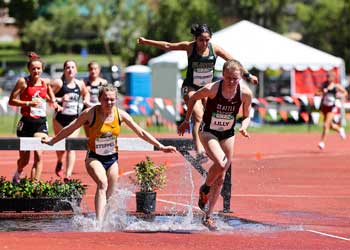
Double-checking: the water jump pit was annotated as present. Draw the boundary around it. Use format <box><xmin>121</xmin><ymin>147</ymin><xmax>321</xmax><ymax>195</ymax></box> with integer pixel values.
<box><xmin>0</xmin><ymin>211</ymin><xmax>302</xmax><ymax>233</ymax></box>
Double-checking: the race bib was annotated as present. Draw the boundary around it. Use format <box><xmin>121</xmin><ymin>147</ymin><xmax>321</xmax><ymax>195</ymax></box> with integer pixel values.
<box><xmin>30</xmin><ymin>97</ymin><xmax>46</xmax><ymax>117</ymax></box>
<box><xmin>95</xmin><ymin>136</ymin><xmax>116</xmax><ymax>156</ymax></box>
<box><xmin>193</xmin><ymin>69</ymin><xmax>214</xmax><ymax>86</ymax></box>
<box><xmin>322</xmin><ymin>93</ymin><xmax>336</xmax><ymax>106</ymax></box>
<box><xmin>90</xmin><ymin>88</ymin><xmax>100</xmax><ymax>105</ymax></box>
<box><xmin>209</xmin><ymin>113</ymin><xmax>234</xmax><ymax>131</ymax></box>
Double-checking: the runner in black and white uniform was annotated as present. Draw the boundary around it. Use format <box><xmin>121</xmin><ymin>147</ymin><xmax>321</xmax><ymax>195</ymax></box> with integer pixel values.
<box><xmin>138</xmin><ymin>24</ymin><xmax>258</xmax><ymax>161</ymax></box>
<box><xmin>50</xmin><ymin>60</ymin><xmax>89</xmax><ymax>179</ymax></box>
<box><xmin>178</xmin><ymin>60</ymin><xmax>252</xmax><ymax>231</ymax></box>
<box><xmin>55</xmin><ymin>79</ymin><xmax>81</xmax><ymax>127</ymax></box>
<box><xmin>317</xmin><ymin>70</ymin><xmax>347</xmax><ymax>150</ymax></box>
<box><xmin>83</xmin><ymin>61</ymin><xmax>108</xmax><ymax>136</ymax></box>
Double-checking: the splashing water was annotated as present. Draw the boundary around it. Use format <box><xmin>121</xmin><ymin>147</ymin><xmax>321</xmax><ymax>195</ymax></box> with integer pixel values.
<box><xmin>70</xmin><ymin>156</ymin><xmax>210</xmax><ymax>232</ymax></box>
<box><xmin>0</xmin><ymin>158</ymin><xmax>304</xmax><ymax>233</ymax></box>
<box><xmin>182</xmin><ymin>159</ymin><xmax>196</xmax><ymax>224</ymax></box>
<box><xmin>102</xmin><ymin>187</ymin><xmax>133</xmax><ymax>231</ymax></box>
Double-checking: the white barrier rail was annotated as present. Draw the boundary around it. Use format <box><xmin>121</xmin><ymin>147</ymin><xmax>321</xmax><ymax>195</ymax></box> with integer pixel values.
<box><xmin>0</xmin><ymin>137</ymin><xmax>194</xmax><ymax>151</ymax></box>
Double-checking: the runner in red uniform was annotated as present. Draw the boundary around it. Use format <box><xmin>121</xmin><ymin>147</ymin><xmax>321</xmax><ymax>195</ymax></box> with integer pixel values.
<box><xmin>317</xmin><ymin>71</ymin><xmax>347</xmax><ymax>150</ymax></box>
<box><xmin>8</xmin><ymin>52</ymin><xmax>60</xmax><ymax>183</ymax></box>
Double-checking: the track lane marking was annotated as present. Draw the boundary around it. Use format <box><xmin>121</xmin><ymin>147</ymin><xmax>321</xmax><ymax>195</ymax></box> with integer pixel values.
<box><xmin>307</xmin><ymin>229</ymin><xmax>350</xmax><ymax>241</ymax></box>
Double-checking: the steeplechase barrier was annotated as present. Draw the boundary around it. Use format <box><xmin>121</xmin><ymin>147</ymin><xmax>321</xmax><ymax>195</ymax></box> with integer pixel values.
<box><xmin>0</xmin><ymin>137</ymin><xmax>232</xmax><ymax>212</ymax></box>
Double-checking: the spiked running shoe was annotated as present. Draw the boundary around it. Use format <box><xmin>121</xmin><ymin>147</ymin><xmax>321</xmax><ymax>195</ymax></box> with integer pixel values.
<box><xmin>198</xmin><ymin>185</ymin><xmax>209</xmax><ymax>211</ymax></box>
<box><xmin>202</xmin><ymin>216</ymin><xmax>218</xmax><ymax>231</ymax></box>
<box><xmin>55</xmin><ymin>162</ymin><xmax>63</xmax><ymax>178</ymax></box>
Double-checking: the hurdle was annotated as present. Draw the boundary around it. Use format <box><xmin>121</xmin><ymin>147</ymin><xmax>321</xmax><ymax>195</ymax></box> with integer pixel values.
<box><xmin>0</xmin><ymin>137</ymin><xmax>232</xmax><ymax>212</ymax></box>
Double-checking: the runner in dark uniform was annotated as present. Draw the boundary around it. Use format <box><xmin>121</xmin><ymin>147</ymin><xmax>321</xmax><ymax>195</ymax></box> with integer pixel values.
<box><xmin>9</xmin><ymin>52</ymin><xmax>60</xmax><ymax>183</ymax></box>
<box><xmin>83</xmin><ymin>61</ymin><xmax>108</xmax><ymax>136</ymax></box>
<box><xmin>178</xmin><ymin>60</ymin><xmax>252</xmax><ymax>231</ymax></box>
<box><xmin>183</xmin><ymin>42</ymin><xmax>217</xmax><ymax>92</ymax></box>
<box><xmin>317</xmin><ymin>70</ymin><xmax>347</xmax><ymax>149</ymax></box>
<box><xmin>50</xmin><ymin>60</ymin><xmax>89</xmax><ymax>179</ymax></box>
<box><xmin>138</xmin><ymin>24</ymin><xmax>257</xmax><ymax>161</ymax></box>
<box><xmin>54</xmin><ymin>80</ymin><xmax>81</xmax><ymax>127</ymax></box>
<box><xmin>200</xmin><ymin>81</ymin><xmax>242</xmax><ymax>141</ymax></box>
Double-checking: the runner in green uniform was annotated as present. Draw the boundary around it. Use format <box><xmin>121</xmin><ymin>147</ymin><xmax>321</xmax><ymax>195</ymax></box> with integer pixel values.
<box><xmin>138</xmin><ymin>24</ymin><xmax>257</xmax><ymax>161</ymax></box>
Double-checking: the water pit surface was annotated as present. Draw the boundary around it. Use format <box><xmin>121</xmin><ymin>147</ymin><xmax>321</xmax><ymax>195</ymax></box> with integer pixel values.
<box><xmin>0</xmin><ymin>213</ymin><xmax>302</xmax><ymax>233</ymax></box>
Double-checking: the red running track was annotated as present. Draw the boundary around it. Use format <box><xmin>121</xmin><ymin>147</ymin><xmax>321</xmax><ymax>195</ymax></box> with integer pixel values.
<box><xmin>0</xmin><ymin>132</ymin><xmax>350</xmax><ymax>249</ymax></box>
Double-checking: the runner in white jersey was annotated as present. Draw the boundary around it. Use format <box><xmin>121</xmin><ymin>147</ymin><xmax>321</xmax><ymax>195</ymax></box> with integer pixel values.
<box><xmin>50</xmin><ymin>60</ymin><xmax>89</xmax><ymax>179</ymax></box>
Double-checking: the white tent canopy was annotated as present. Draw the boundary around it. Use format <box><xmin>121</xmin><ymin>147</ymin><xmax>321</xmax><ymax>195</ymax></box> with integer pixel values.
<box><xmin>149</xmin><ymin>20</ymin><xmax>345</xmax><ymax>77</ymax></box>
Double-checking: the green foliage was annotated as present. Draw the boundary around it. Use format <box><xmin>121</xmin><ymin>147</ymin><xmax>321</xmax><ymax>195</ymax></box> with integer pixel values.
<box><xmin>0</xmin><ymin>41</ymin><xmax>20</xmax><ymax>50</ymax></box>
<box><xmin>134</xmin><ymin>156</ymin><xmax>167</xmax><ymax>192</ymax></box>
<box><xmin>0</xmin><ymin>176</ymin><xmax>87</xmax><ymax>198</ymax></box>
<box><xmin>7</xmin><ymin>0</ymin><xmax>53</xmax><ymax>28</ymax></box>
<box><xmin>139</xmin><ymin>0</ymin><xmax>221</xmax><ymax>57</ymax></box>
<box><xmin>21</xmin><ymin>17</ymin><xmax>55</xmax><ymax>54</ymax></box>
<box><xmin>295</xmin><ymin>0</ymin><xmax>350</xmax><ymax>69</ymax></box>
<box><xmin>13</xmin><ymin>0</ymin><xmax>149</xmax><ymax>64</ymax></box>
<box><xmin>210</xmin><ymin>0</ymin><xmax>294</xmax><ymax>33</ymax></box>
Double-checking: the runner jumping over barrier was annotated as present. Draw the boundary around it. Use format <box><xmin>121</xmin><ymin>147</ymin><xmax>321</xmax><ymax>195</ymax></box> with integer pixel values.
<box><xmin>178</xmin><ymin>59</ymin><xmax>252</xmax><ymax>231</ymax></box>
<box><xmin>41</xmin><ymin>84</ymin><xmax>176</xmax><ymax>225</ymax></box>
<box><xmin>138</xmin><ymin>23</ymin><xmax>258</xmax><ymax>163</ymax></box>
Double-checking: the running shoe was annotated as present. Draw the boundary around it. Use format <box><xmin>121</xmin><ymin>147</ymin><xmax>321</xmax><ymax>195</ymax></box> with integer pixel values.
<box><xmin>318</xmin><ymin>142</ymin><xmax>325</xmax><ymax>150</ymax></box>
<box><xmin>339</xmin><ymin>127</ymin><xmax>347</xmax><ymax>140</ymax></box>
<box><xmin>202</xmin><ymin>216</ymin><xmax>218</xmax><ymax>231</ymax></box>
<box><xmin>198</xmin><ymin>185</ymin><xmax>209</xmax><ymax>211</ymax></box>
<box><xmin>55</xmin><ymin>162</ymin><xmax>63</xmax><ymax>178</ymax></box>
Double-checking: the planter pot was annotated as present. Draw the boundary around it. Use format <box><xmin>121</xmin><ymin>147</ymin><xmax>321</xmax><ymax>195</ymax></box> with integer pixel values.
<box><xmin>0</xmin><ymin>197</ymin><xmax>82</xmax><ymax>213</ymax></box>
<box><xmin>135</xmin><ymin>191</ymin><xmax>156</xmax><ymax>214</ymax></box>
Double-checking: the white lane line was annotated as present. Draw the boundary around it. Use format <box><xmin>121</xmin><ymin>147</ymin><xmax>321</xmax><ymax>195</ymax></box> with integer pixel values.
<box><xmin>236</xmin><ymin>151</ymin><xmax>349</xmax><ymax>161</ymax></box>
<box><xmin>156</xmin><ymin>193</ymin><xmax>350</xmax><ymax>199</ymax></box>
<box><xmin>307</xmin><ymin>229</ymin><xmax>350</xmax><ymax>241</ymax></box>
<box><xmin>121</xmin><ymin>170</ymin><xmax>134</xmax><ymax>176</ymax></box>
<box><xmin>157</xmin><ymin>198</ymin><xmax>201</xmax><ymax>210</ymax></box>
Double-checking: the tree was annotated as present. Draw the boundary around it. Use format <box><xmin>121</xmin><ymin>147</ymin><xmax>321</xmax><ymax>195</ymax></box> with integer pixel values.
<box><xmin>295</xmin><ymin>0</ymin><xmax>350</xmax><ymax>70</ymax></box>
<box><xmin>19</xmin><ymin>0</ymin><xmax>150</xmax><ymax>65</ymax></box>
<box><xmin>7</xmin><ymin>0</ymin><xmax>52</xmax><ymax>28</ymax></box>
<box><xmin>138</xmin><ymin>0</ymin><xmax>221</xmax><ymax>58</ymax></box>
<box><xmin>210</xmin><ymin>0</ymin><xmax>294</xmax><ymax>33</ymax></box>
<box><xmin>21</xmin><ymin>17</ymin><xmax>55</xmax><ymax>54</ymax></box>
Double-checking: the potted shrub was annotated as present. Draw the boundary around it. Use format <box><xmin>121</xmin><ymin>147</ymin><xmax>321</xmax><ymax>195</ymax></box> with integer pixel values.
<box><xmin>133</xmin><ymin>156</ymin><xmax>167</xmax><ymax>214</ymax></box>
<box><xmin>0</xmin><ymin>176</ymin><xmax>87</xmax><ymax>212</ymax></box>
